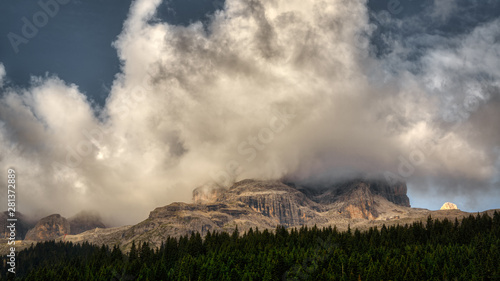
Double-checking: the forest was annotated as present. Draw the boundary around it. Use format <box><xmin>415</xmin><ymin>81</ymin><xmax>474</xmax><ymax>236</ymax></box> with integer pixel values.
<box><xmin>1</xmin><ymin>212</ymin><xmax>499</xmax><ymax>280</ymax></box>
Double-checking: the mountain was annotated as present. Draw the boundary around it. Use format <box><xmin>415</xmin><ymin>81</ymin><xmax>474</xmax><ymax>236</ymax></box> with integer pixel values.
<box><xmin>3</xmin><ymin>178</ymin><xmax>497</xmax><ymax>254</ymax></box>
<box><xmin>23</xmin><ymin>212</ymin><xmax>106</xmax><ymax>241</ymax></box>
<box><xmin>195</xmin><ymin>179</ymin><xmax>410</xmax><ymax>221</ymax></box>
<box><xmin>294</xmin><ymin>179</ymin><xmax>410</xmax><ymax>219</ymax></box>
<box><xmin>68</xmin><ymin>211</ymin><xmax>106</xmax><ymax>235</ymax></box>
<box><xmin>0</xmin><ymin>211</ymin><xmax>36</xmax><ymax>240</ymax></box>
<box><xmin>25</xmin><ymin>214</ymin><xmax>70</xmax><ymax>241</ymax></box>
<box><xmin>63</xmin><ymin>179</ymin><xmax>418</xmax><ymax>250</ymax></box>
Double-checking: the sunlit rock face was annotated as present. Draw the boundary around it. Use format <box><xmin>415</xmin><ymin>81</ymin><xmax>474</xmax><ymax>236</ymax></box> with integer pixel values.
<box><xmin>440</xmin><ymin>202</ymin><xmax>459</xmax><ymax>210</ymax></box>
<box><xmin>189</xmin><ymin>178</ymin><xmax>411</xmax><ymax>224</ymax></box>
<box><xmin>215</xmin><ymin>179</ymin><xmax>320</xmax><ymax>226</ymax></box>
<box><xmin>25</xmin><ymin>214</ymin><xmax>70</xmax><ymax>241</ymax></box>
<box><xmin>24</xmin><ymin>212</ymin><xmax>106</xmax><ymax>241</ymax></box>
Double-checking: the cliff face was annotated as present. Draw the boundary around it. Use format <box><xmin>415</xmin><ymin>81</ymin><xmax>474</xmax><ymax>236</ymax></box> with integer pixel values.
<box><xmin>193</xmin><ymin>179</ymin><xmax>411</xmax><ymax>222</ymax></box>
<box><xmin>370</xmin><ymin>181</ymin><xmax>410</xmax><ymax>207</ymax></box>
<box><xmin>25</xmin><ymin>214</ymin><xmax>70</xmax><ymax>241</ymax></box>
<box><xmin>211</xmin><ymin>179</ymin><xmax>411</xmax><ymax>221</ymax></box>
<box><xmin>336</xmin><ymin>182</ymin><xmax>378</xmax><ymax>220</ymax></box>
<box><xmin>216</xmin><ymin>180</ymin><xmax>320</xmax><ymax>226</ymax></box>
<box><xmin>101</xmin><ymin>178</ymin><xmax>412</xmax><ymax>250</ymax></box>
<box><xmin>301</xmin><ymin>180</ymin><xmax>410</xmax><ymax>207</ymax></box>
<box><xmin>299</xmin><ymin>180</ymin><xmax>410</xmax><ymax>219</ymax></box>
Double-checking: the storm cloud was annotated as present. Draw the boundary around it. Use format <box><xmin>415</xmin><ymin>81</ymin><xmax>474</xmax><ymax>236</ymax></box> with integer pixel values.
<box><xmin>0</xmin><ymin>0</ymin><xmax>499</xmax><ymax>225</ymax></box>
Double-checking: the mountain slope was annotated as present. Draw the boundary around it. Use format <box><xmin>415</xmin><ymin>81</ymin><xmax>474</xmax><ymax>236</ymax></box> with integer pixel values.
<box><xmin>4</xmin><ymin>178</ymin><xmax>496</xmax><ymax>254</ymax></box>
<box><xmin>64</xmin><ymin>179</ymin><xmax>415</xmax><ymax>250</ymax></box>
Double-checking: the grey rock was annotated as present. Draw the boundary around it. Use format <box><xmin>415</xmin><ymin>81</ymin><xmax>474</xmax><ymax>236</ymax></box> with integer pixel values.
<box><xmin>69</xmin><ymin>211</ymin><xmax>106</xmax><ymax>235</ymax></box>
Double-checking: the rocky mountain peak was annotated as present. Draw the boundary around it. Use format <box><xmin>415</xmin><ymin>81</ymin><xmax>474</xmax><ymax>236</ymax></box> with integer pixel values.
<box><xmin>300</xmin><ymin>179</ymin><xmax>410</xmax><ymax>207</ymax></box>
<box><xmin>193</xmin><ymin>183</ymin><xmax>226</xmax><ymax>204</ymax></box>
<box><xmin>440</xmin><ymin>202</ymin><xmax>459</xmax><ymax>210</ymax></box>
<box><xmin>68</xmin><ymin>211</ymin><xmax>106</xmax><ymax>235</ymax></box>
<box><xmin>219</xmin><ymin>179</ymin><xmax>320</xmax><ymax>226</ymax></box>
<box><xmin>296</xmin><ymin>179</ymin><xmax>410</xmax><ymax>219</ymax></box>
<box><xmin>25</xmin><ymin>214</ymin><xmax>70</xmax><ymax>241</ymax></box>
<box><xmin>191</xmin><ymin>178</ymin><xmax>410</xmax><ymax>222</ymax></box>
<box><xmin>23</xmin><ymin>212</ymin><xmax>106</xmax><ymax>241</ymax></box>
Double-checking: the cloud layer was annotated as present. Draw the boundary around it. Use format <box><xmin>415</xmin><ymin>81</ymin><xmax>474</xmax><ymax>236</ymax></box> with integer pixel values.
<box><xmin>0</xmin><ymin>0</ymin><xmax>499</xmax><ymax>225</ymax></box>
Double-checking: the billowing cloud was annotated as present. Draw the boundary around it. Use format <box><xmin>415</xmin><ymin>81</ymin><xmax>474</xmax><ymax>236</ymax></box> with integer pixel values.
<box><xmin>370</xmin><ymin>3</ymin><xmax>500</xmax><ymax>202</ymax></box>
<box><xmin>0</xmin><ymin>0</ymin><xmax>499</xmax><ymax>225</ymax></box>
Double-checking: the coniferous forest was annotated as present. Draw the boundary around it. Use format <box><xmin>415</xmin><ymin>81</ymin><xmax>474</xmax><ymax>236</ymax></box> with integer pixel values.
<box><xmin>1</xmin><ymin>212</ymin><xmax>499</xmax><ymax>280</ymax></box>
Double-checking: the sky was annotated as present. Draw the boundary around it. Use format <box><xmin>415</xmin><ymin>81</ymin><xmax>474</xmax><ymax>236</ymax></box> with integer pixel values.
<box><xmin>0</xmin><ymin>0</ymin><xmax>499</xmax><ymax>226</ymax></box>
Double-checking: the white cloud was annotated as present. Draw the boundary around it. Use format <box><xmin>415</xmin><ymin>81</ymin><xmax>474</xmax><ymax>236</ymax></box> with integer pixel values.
<box><xmin>0</xmin><ymin>0</ymin><xmax>499</xmax><ymax>225</ymax></box>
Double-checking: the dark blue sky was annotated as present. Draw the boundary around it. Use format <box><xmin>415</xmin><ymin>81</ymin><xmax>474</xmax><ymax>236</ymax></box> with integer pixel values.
<box><xmin>0</xmin><ymin>0</ymin><xmax>131</xmax><ymax>105</ymax></box>
<box><xmin>0</xmin><ymin>0</ymin><xmax>224</xmax><ymax>105</ymax></box>
<box><xmin>2</xmin><ymin>0</ymin><xmax>499</xmax><ymax>105</ymax></box>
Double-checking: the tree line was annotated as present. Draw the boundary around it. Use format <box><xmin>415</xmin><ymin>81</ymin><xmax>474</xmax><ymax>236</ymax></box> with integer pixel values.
<box><xmin>1</xmin><ymin>211</ymin><xmax>499</xmax><ymax>280</ymax></box>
